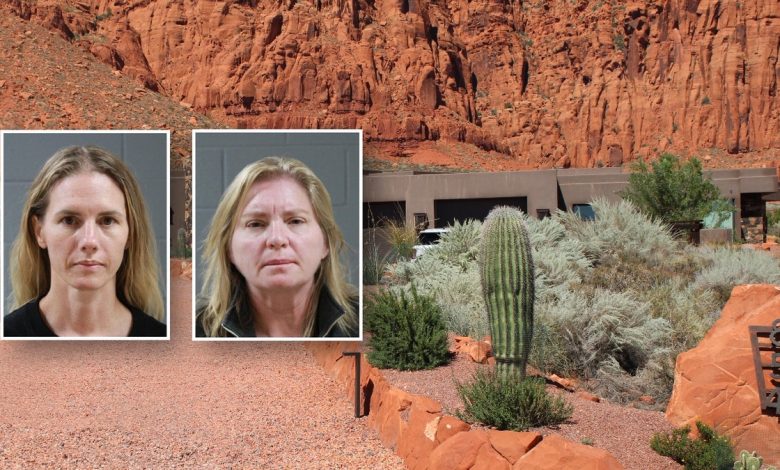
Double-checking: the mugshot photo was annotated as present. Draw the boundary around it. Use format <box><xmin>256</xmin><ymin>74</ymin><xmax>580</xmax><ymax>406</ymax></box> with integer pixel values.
<box><xmin>2</xmin><ymin>131</ymin><xmax>169</xmax><ymax>339</ymax></box>
<box><xmin>193</xmin><ymin>130</ymin><xmax>362</xmax><ymax>340</ymax></box>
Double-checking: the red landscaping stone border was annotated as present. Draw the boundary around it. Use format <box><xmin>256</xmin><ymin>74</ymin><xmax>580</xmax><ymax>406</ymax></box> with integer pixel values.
<box><xmin>170</xmin><ymin>258</ymin><xmax>193</xmax><ymax>280</ymax></box>
<box><xmin>306</xmin><ymin>342</ymin><xmax>625</xmax><ymax>470</ymax></box>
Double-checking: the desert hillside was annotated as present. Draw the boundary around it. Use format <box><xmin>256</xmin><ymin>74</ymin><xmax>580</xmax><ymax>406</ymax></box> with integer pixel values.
<box><xmin>0</xmin><ymin>10</ymin><xmax>222</xmax><ymax>167</ymax></box>
<box><xmin>2</xmin><ymin>0</ymin><xmax>779</xmax><ymax>170</ymax></box>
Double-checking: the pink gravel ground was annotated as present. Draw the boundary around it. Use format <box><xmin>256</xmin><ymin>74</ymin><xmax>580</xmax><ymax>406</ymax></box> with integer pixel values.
<box><xmin>0</xmin><ymin>273</ymin><xmax>403</xmax><ymax>468</ymax></box>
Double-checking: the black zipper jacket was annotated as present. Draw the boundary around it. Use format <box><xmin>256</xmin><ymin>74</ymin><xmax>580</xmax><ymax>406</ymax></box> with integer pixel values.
<box><xmin>196</xmin><ymin>287</ymin><xmax>357</xmax><ymax>338</ymax></box>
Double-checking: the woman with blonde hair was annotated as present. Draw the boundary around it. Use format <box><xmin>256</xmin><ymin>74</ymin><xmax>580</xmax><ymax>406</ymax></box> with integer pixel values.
<box><xmin>197</xmin><ymin>156</ymin><xmax>358</xmax><ymax>338</ymax></box>
<box><xmin>4</xmin><ymin>146</ymin><xmax>165</xmax><ymax>337</ymax></box>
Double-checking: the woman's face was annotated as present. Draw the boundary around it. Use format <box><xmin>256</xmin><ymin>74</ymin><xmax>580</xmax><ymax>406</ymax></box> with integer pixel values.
<box><xmin>229</xmin><ymin>176</ymin><xmax>329</xmax><ymax>296</ymax></box>
<box><xmin>33</xmin><ymin>171</ymin><xmax>129</xmax><ymax>293</ymax></box>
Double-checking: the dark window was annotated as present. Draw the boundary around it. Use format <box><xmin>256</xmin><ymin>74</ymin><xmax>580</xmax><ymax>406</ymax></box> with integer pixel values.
<box><xmin>573</xmin><ymin>204</ymin><xmax>596</xmax><ymax>221</ymax></box>
<box><xmin>433</xmin><ymin>197</ymin><xmax>527</xmax><ymax>228</ymax></box>
<box><xmin>741</xmin><ymin>193</ymin><xmax>766</xmax><ymax>218</ymax></box>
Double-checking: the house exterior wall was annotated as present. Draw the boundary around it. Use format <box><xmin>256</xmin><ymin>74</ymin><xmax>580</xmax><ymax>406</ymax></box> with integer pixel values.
<box><xmin>363</xmin><ymin>167</ymin><xmax>778</xmax><ymax>238</ymax></box>
<box><xmin>364</xmin><ymin>170</ymin><xmax>558</xmax><ymax>227</ymax></box>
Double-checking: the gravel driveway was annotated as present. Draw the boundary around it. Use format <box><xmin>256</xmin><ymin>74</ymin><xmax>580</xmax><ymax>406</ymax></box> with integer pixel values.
<box><xmin>0</xmin><ymin>274</ymin><xmax>403</xmax><ymax>469</ymax></box>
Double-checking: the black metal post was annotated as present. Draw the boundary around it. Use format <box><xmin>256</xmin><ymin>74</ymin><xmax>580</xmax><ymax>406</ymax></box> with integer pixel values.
<box><xmin>749</xmin><ymin>320</ymin><xmax>780</xmax><ymax>415</ymax></box>
<box><xmin>343</xmin><ymin>352</ymin><xmax>361</xmax><ymax>418</ymax></box>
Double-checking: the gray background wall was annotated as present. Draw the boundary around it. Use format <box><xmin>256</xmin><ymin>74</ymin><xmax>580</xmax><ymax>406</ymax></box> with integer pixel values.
<box><xmin>170</xmin><ymin>167</ymin><xmax>188</xmax><ymax>256</ymax></box>
<box><xmin>194</xmin><ymin>131</ymin><xmax>361</xmax><ymax>294</ymax></box>
<box><xmin>3</xmin><ymin>132</ymin><xmax>169</xmax><ymax>320</ymax></box>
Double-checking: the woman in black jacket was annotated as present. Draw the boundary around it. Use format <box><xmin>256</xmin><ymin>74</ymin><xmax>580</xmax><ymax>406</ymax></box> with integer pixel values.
<box><xmin>197</xmin><ymin>156</ymin><xmax>358</xmax><ymax>338</ymax></box>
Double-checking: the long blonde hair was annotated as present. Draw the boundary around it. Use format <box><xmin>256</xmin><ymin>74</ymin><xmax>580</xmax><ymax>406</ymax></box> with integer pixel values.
<box><xmin>199</xmin><ymin>156</ymin><xmax>357</xmax><ymax>337</ymax></box>
<box><xmin>9</xmin><ymin>146</ymin><xmax>164</xmax><ymax>320</ymax></box>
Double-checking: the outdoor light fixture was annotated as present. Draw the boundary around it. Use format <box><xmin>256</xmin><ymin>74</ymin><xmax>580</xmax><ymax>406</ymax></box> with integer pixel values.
<box><xmin>414</xmin><ymin>213</ymin><xmax>429</xmax><ymax>230</ymax></box>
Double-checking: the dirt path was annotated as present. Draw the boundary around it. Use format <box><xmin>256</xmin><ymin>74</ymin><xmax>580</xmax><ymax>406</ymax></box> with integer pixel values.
<box><xmin>0</xmin><ymin>274</ymin><xmax>403</xmax><ymax>469</ymax></box>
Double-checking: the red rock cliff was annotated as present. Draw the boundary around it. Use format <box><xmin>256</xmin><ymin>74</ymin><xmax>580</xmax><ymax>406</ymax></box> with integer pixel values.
<box><xmin>5</xmin><ymin>0</ymin><xmax>779</xmax><ymax>168</ymax></box>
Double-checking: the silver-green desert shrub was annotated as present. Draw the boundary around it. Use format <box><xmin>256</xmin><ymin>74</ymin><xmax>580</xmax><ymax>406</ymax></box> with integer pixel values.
<box><xmin>417</xmin><ymin>263</ymin><xmax>487</xmax><ymax>339</ymax></box>
<box><xmin>524</xmin><ymin>215</ymin><xmax>591</xmax><ymax>301</ymax></box>
<box><xmin>693</xmin><ymin>246</ymin><xmax>780</xmax><ymax>302</ymax></box>
<box><xmin>593</xmin><ymin>350</ymin><xmax>676</xmax><ymax>407</ymax></box>
<box><xmin>559</xmin><ymin>197</ymin><xmax>678</xmax><ymax>264</ymax></box>
<box><xmin>539</xmin><ymin>289</ymin><xmax>672</xmax><ymax>378</ymax></box>
<box><xmin>428</xmin><ymin>219</ymin><xmax>482</xmax><ymax>268</ymax></box>
<box><xmin>389</xmin><ymin>247</ymin><xmax>488</xmax><ymax>338</ymax></box>
<box><xmin>528</xmin><ymin>318</ymin><xmax>578</xmax><ymax>377</ymax></box>
<box><xmin>644</xmin><ymin>278</ymin><xmax>720</xmax><ymax>350</ymax></box>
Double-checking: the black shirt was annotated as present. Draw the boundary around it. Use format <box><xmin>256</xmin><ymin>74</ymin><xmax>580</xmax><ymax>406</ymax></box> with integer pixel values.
<box><xmin>3</xmin><ymin>298</ymin><xmax>166</xmax><ymax>337</ymax></box>
<box><xmin>195</xmin><ymin>287</ymin><xmax>358</xmax><ymax>338</ymax></box>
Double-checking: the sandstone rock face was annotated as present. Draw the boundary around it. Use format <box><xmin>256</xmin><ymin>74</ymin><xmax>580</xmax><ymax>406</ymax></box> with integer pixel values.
<box><xmin>666</xmin><ymin>284</ymin><xmax>780</xmax><ymax>465</ymax></box>
<box><xmin>5</xmin><ymin>0</ymin><xmax>779</xmax><ymax>168</ymax></box>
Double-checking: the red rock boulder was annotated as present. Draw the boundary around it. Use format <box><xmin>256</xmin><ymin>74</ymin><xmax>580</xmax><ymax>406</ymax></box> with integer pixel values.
<box><xmin>666</xmin><ymin>284</ymin><xmax>780</xmax><ymax>465</ymax></box>
<box><xmin>450</xmin><ymin>335</ymin><xmax>493</xmax><ymax>364</ymax></box>
<box><xmin>512</xmin><ymin>434</ymin><xmax>624</xmax><ymax>469</ymax></box>
<box><xmin>427</xmin><ymin>430</ymin><xmax>490</xmax><ymax>470</ymax></box>
<box><xmin>488</xmin><ymin>430</ymin><xmax>543</xmax><ymax>465</ymax></box>
<box><xmin>466</xmin><ymin>341</ymin><xmax>492</xmax><ymax>364</ymax></box>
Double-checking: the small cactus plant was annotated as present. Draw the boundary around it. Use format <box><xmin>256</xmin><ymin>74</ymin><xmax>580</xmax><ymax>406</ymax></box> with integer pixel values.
<box><xmin>734</xmin><ymin>450</ymin><xmax>777</xmax><ymax>470</ymax></box>
<box><xmin>479</xmin><ymin>206</ymin><xmax>535</xmax><ymax>382</ymax></box>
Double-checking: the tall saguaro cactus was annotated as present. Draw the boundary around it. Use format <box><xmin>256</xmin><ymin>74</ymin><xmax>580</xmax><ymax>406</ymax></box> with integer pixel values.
<box><xmin>479</xmin><ymin>206</ymin><xmax>535</xmax><ymax>382</ymax></box>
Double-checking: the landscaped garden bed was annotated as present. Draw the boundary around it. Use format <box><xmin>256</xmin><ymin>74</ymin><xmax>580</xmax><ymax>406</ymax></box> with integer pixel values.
<box><xmin>313</xmin><ymin>282</ymin><xmax>780</xmax><ymax>469</ymax></box>
<box><xmin>356</xmin><ymin>193</ymin><xmax>780</xmax><ymax>469</ymax></box>
<box><xmin>378</xmin><ymin>341</ymin><xmax>680</xmax><ymax>469</ymax></box>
